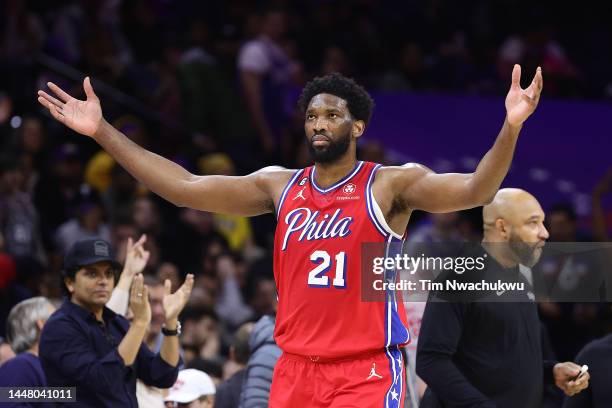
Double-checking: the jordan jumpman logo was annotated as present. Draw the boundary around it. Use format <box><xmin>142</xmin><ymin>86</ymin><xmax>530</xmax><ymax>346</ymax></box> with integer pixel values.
<box><xmin>366</xmin><ymin>362</ymin><xmax>383</xmax><ymax>380</ymax></box>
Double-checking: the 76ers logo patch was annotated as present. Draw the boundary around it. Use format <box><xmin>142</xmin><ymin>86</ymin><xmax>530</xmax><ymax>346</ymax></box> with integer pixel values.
<box><xmin>343</xmin><ymin>183</ymin><xmax>356</xmax><ymax>194</ymax></box>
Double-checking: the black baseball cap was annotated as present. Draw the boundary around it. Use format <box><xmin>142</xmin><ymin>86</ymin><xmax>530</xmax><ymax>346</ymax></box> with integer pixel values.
<box><xmin>63</xmin><ymin>238</ymin><xmax>122</xmax><ymax>273</ymax></box>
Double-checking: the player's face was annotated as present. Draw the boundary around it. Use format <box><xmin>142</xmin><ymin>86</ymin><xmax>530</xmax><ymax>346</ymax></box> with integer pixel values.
<box><xmin>66</xmin><ymin>261</ymin><xmax>116</xmax><ymax>311</ymax></box>
<box><xmin>304</xmin><ymin>93</ymin><xmax>355</xmax><ymax>164</ymax></box>
<box><xmin>507</xmin><ymin>201</ymin><xmax>549</xmax><ymax>267</ymax></box>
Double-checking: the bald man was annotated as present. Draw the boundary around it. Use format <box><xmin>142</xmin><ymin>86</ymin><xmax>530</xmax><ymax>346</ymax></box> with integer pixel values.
<box><xmin>416</xmin><ymin>189</ymin><xmax>589</xmax><ymax>408</ymax></box>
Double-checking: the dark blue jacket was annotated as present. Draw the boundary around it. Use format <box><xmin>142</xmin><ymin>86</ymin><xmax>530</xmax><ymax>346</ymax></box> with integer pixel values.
<box><xmin>39</xmin><ymin>300</ymin><xmax>179</xmax><ymax>407</ymax></box>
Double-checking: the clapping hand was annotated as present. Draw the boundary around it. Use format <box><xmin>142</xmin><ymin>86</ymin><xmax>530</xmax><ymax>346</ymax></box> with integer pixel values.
<box><xmin>129</xmin><ymin>274</ymin><xmax>151</xmax><ymax>326</ymax></box>
<box><xmin>163</xmin><ymin>274</ymin><xmax>194</xmax><ymax>322</ymax></box>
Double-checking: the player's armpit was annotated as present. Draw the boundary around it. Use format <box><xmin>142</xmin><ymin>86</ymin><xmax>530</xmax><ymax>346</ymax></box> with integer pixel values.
<box><xmin>180</xmin><ymin>167</ymin><xmax>295</xmax><ymax>217</ymax></box>
<box><xmin>382</xmin><ymin>164</ymin><xmax>489</xmax><ymax>213</ymax></box>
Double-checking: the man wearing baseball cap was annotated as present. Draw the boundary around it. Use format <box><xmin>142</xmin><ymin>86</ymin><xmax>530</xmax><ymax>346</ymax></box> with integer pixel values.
<box><xmin>39</xmin><ymin>237</ymin><xmax>194</xmax><ymax>407</ymax></box>
<box><xmin>165</xmin><ymin>368</ymin><xmax>216</xmax><ymax>408</ymax></box>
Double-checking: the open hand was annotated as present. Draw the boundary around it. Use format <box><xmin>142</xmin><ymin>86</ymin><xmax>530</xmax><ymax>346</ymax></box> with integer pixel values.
<box><xmin>163</xmin><ymin>274</ymin><xmax>194</xmax><ymax>322</ymax></box>
<box><xmin>37</xmin><ymin>77</ymin><xmax>103</xmax><ymax>137</ymax></box>
<box><xmin>505</xmin><ymin>64</ymin><xmax>543</xmax><ymax>126</ymax></box>
<box><xmin>123</xmin><ymin>235</ymin><xmax>150</xmax><ymax>279</ymax></box>
<box><xmin>129</xmin><ymin>274</ymin><xmax>151</xmax><ymax>325</ymax></box>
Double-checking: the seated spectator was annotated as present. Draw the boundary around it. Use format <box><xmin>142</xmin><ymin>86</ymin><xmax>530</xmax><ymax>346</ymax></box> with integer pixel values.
<box><xmin>0</xmin><ymin>297</ymin><xmax>54</xmax><ymax>394</ymax></box>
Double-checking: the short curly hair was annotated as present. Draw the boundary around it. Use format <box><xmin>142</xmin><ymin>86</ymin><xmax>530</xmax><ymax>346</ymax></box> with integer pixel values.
<box><xmin>298</xmin><ymin>73</ymin><xmax>375</xmax><ymax>124</ymax></box>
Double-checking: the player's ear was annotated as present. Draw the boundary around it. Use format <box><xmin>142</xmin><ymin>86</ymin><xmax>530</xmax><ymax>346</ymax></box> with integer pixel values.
<box><xmin>352</xmin><ymin>120</ymin><xmax>365</xmax><ymax>139</ymax></box>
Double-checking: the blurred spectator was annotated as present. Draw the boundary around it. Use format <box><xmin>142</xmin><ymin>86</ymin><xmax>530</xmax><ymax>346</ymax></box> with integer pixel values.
<box><xmin>407</xmin><ymin>212</ymin><xmax>462</xmax><ymax>243</ymax></box>
<box><xmin>239</xmin><ymin>315</ymin><xmax>281</xmax><ymax>408</ymax></box>
<box><xmin>247</xmin><ymin>276</ymin><xmax>277</xmax><ymax>319</ymax></box>
<box><xmin>1</xmin><ymin>0</ymin><xmax>46</xmax><ymax>62</ymax></box>
<box><xmin>54</xmin><ymin>187</ymin><xmax>111</xmax><ymax>254</ymax></box>
<box><xmin>165</xmin><ymin>368</ymin><xmax>216</xmax><ymax>408</ymax></box>
<box><xmin>537</xmin><ymin>203</ymin><xmax>602</xmax><ymax>361</ymax></box>
<box><xmin>157</xmin><ymin>262</ymin><xmax>181</xmax><ymax>293</ymax></box>
<box><xmin>0</xmin><ymin>337</ymin><xmax>15</xmax><ymax>367</ymax></box>
<box><xmin>0</xmin><ymin>297</ymin><xmax>54</xmax><ymax>391</ymax></box>
<box><xmin>215</xmin><ymin>322</ymin><xmax>254</xmax><ymax>408</ymax></box>
<box><xmin>197</xmin><ymin>154</ymin><xmax>257</xmax><ymax>255</ymax></box>
<box><xmin>547</xmin><ymin>203</ymin><xmax>590</xmax><ymax>242</ymax></box>
<box><xmin>238</xmin><ymin>8</ymin><xmax>301</xmax><ymax>159</ymax></box>
<box><xmin>12</xmin><ymin>115</ymin><xmax>47</xmax><ymax>196</ymax></box>
<box><xmin>132</xmin><ymin>196</ymin><xmax>162</xmax><ymax>237</ymax></box>
<box><xmin>498</xmin><ymin>24</ymin><xmax>580</xmax><ymax>96</ymax></box>
<box><xmin>379</xmin><ymin>41</ymin><xmax>429</xmax><ymax>91</ymax></box>
<box><xmin>85</xmin><ymin>116</ymin><xmax>149</xmax><ymax>195</ymax></box>
<box><xmin>215</xmin><ymin>255</ymin><xmax>254</xmax><ymax>328</ymax></box>
<box><xmin>33</xmin><ymin>143</ymin><xmax>85</xmax><ymax>248</ymax></box>
<box><xmin>101</xmin><ymin>164</ymin><xmax>140</xmax><ymax>223</ymax></box>
<box><xmin>0</xmin><ymin>156</ymin><xmax>46</xmax><ymax>265</ymax></box>
<box><xmin>591</xmin><ymin>168</ymin><xmax>612</xmax><ymax>241</ymax></box>
<box><xmin>181</xmin><ymin>306</ymin><xmax>221</xmax><ymax>364</ymax></box>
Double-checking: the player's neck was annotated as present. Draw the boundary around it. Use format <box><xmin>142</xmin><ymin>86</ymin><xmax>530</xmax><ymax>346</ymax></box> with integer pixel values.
<box><xmin>313</xmin><ymin>155</ymin><xmax>358</xmax><ymax>189</ymax></box>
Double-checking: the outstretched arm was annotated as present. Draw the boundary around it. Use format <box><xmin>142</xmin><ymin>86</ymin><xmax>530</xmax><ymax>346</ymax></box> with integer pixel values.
<box><xmin>388</xmin><ymin>64</ymin><xmax>543</xmax><ymax>213</ymax></box>
<box><xmin>38</xmin><ymin>78</ymin><xmax>288</xmax><ymax>216</ymax></box>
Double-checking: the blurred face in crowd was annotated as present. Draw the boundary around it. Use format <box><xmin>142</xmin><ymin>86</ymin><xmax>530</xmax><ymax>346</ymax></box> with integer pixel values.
<box><xmin>261</xmin><ymin>11</ymin><xmax>287</xmax><ymax>41</ymax></box>
<box><xmin>148</xmin><ymin>284</ymin><xmax>165</xmax><ymax>335</ymax></box>
<box><xmin>193</xmin><ymin>315</ymin><xmax>218</xmax><ymax>346</ymax></box>
<box><xmin>547</xmin><ymin>210</ymin><xmax>577</xmax><ymax>242</ymax></box>
<box><xmin>305</xmin><ymin>94</ymin><xmax>362</xmax><ymax>164</ymax></box>
<box><xmin>22</xmin><ymin>117</ymin><xmax>45</xmax><ymax>154</ymax></box>
<box><xmin>133</xmin><ymin>198</ymin><xmax>159</xmax><ymax>232</ymax></box>
<box><xmin>66</xmin><ymin>261</ymin><xmax>116</xmax><ymax>312</ymax></box>
<box><xmin>251</xmin><ymin>279</ymin><xmax>277</xmax><ymax>316</ymax></box>
<box><xmin>0</xmin><ymin>167</ymin><xmax>25</xmax><ymax>193</ymax></box>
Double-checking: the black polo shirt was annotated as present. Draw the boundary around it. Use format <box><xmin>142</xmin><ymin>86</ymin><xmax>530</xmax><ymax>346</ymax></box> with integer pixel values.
<box><xmin>416</xmin><ymin>252</ymin><xmax>556</xmax><ymax>408</ymax></box>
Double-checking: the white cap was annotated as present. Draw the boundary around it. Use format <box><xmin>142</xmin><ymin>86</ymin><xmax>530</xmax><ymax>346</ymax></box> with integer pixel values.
<box><xmin>165</xmin><ymin>369</ymin><xmax>216</xmax><ymax>403</ymax></box>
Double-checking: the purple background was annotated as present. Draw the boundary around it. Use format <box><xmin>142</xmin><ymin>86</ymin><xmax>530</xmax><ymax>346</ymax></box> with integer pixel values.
<box><xmin>364</xmin><ymin>92</ymin><xmax>612</xmax><ymax>217</ymax></box>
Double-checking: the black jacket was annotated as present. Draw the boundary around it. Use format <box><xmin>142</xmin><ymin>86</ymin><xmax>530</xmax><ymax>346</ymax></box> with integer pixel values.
<box><xmin>416</xmin><ymin>252</ymin><xmax>555</xmax><ymax>408</ymax></box>
<box><xmin>563</xmin><ymin>333</ymin><xmax>612</xmax><ymax>408</ymax></box>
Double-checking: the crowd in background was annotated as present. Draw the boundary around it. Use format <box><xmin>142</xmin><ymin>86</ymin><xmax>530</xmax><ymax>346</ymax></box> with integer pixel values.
<box><xmin>0</xmin><ymin>0</ymin><xmax>611</xmax><ymax>406</ymax></box>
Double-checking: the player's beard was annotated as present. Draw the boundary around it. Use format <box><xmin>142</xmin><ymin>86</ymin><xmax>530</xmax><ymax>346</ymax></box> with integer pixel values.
<box><xmin>307</xmin><ymin>130</ymin><xmax>351</xmax><ymax>164</ymax></box>
<box><xmin>508</xmin><ymin>233</ymin><xmax>541</xmax><ymax>267</ymax></box>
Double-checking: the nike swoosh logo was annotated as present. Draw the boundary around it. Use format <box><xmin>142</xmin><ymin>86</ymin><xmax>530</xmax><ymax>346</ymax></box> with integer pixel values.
<box><xmin>496</xmin><ymin>290</ymin><xmax>506</xmax><ymax>296</ymax></box>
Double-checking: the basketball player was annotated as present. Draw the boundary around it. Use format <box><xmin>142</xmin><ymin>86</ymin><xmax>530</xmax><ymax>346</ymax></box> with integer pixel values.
<box><xmin>37</xmin><ymin>65</ymin><xmax>543</xmax><ymax>407</ymax></box>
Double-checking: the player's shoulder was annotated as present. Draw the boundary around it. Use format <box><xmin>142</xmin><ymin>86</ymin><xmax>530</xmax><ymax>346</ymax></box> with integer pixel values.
<box><xmin>374</xmin><ymin>162</ymin><xmax>433</xmax><ymax>186</ymax></box>
<box><xmin>250</xmin><ymin>166</ymin><xmax>301</xmax><ymax>189</ymax></box>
